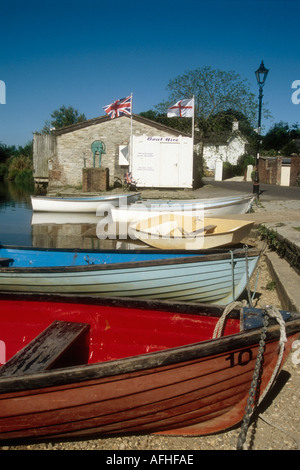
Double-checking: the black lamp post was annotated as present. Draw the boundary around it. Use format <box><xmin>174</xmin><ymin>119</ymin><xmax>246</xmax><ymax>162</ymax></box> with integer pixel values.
<box><xmin>253</xmin><ymin>61</ymin><xmax>269</xmax><ymax>197</ymax></box>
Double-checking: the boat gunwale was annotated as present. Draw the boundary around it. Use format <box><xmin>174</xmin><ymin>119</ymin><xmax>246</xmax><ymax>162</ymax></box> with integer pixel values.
<box><xmin>122</xmin><ymin>195</ymin><xmax>254</xmax><ymax>211</ymax></box>
<box><xmin>132</xmin><ymin>219</ymin><xmax>254</xmax><ymax>241</ymax></box>
<box><xmin>0</xmin><ymin>246</ymin><xmax>261</xmax><ymax>273</ymax></box>
<box><xmin>136</xmin><ymin>193</ymin><xmax>254</xmax><ymax>204</ymax></box>
<box><xmin>31</xmin><ymin>193</ymin><xmax>141</xmax><ymax>203</ymax></box>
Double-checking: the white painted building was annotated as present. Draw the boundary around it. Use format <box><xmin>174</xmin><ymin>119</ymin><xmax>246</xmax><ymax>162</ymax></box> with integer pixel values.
<box><xmin>203</xmin><ymin>121</ymin><xmax>248</xmax><ymax>171</ymax></box>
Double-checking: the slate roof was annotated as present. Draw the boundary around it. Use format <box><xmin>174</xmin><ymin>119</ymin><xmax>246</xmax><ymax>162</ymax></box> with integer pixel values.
<box><xmin>53</xmin><ymin>113</ymin><xmax>196</xmax><ymax>139</ymax></box>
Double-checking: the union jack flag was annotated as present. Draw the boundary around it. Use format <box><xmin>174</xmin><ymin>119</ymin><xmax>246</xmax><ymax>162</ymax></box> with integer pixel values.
<box><xmin>103</xmin><ymin>95</ymin><xmax>132</xmax><ymax>119</ymax></box>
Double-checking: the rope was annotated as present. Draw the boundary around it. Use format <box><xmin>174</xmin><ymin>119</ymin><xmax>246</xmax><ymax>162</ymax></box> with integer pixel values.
<box><xmin>236</xmin><ymin>305</ymin><xmax>288</xmax><ymax>450</ymax></box>
<box><xmin>237</xmin><ymin>311</ymin><xmax>269</xmax><ymax>450</ymax></box>
<box><xmin>212</xmin><ymin>300</ymin><xmax>247</xmax><ymax>339</ymax></box>
<box><xmin>258</xmin><ymin>305</ymin><xmax>287</xmax><ymax>404</ymax></box>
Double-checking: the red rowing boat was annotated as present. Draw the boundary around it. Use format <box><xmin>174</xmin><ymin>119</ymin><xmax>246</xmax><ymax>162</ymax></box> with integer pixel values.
<box><xmin>0</xmin><ymin>292</ymin><xmax>299</xmax><ymax>442</ymax></box>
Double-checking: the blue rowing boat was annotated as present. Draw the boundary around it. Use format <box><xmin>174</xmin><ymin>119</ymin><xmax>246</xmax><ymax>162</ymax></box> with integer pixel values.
<box><xmin>0</xmin><ymin>245</ymin><xmax>260</xmax><ymax>304</ymax></box>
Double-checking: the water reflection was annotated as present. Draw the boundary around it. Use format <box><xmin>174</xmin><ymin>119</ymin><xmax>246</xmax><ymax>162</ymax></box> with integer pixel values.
<box><xmin>0</xmin><ymin>180</ymin><xmax>33</xmax><ymax>205</ymax></box>
<box><xmin>0</xmin><ymin>181</ymin><xmax>146</xmax><ymax>249</ymax></box>
<box><xmin>0</xmin><ymin>181</ymin><xmax>33</xmax><ymax>246</ymax></box>
<box><xmin>31</xmin><ymin>212</ymin><xmax>144</xmax><ymax>250</ymax></box>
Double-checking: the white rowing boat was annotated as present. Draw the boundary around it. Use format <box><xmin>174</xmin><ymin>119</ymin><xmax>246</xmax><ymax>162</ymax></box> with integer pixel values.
<box><xmin>31</xmin><ymin>193</ymin><xmax>141</xmax><ymax>213</ymax></box>
<box><xmin>111</xmin><ymin>194</ymin><xmax>254</xmax><ymax>223</ymax></box>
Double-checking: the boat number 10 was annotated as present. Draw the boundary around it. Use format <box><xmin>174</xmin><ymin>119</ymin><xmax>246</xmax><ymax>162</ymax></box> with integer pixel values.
<box><xmin>226</xmin><ymin>349</ymin><xmax>253</xmax><ymax>368</ymax></box>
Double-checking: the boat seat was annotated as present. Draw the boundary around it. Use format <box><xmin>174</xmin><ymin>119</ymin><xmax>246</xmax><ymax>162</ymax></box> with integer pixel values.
<box><xmin>0</xmin><ymin>257</ymin><xmax>14</xmax><ymax>267</ymax></box>
<box><xmin>183</xmin><ymin>224</ymin><xmax>217</xmax><ymax>237</ymax></box>
<box><xmin>0</xmin><ymin>320</ymin><xmax>90</xmax><ymax>377</ymax></box>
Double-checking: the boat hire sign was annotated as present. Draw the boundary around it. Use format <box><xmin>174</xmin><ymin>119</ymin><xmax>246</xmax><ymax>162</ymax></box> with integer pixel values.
<box><xmin>131</xmin><ymin>135</ymin><xmax>193</xmax><ymax>188</ymax></box>
<box><xmin>146</xmin><ymin>136</ymin><xmax>180</xmax><ymax>142</ymax></box>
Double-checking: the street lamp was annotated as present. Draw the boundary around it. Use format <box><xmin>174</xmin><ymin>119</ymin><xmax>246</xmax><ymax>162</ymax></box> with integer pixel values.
<box><xmin>253</xmin><ymin>61</ymin><xmax>269</xmax><ymax>197</ymax></box>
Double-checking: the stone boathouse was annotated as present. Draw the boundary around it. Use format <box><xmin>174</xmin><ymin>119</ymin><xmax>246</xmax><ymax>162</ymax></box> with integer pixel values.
<box><xmin>33</xmin><ymin>114</ymin><xmax>200</xmax><ymax>192</ymax></box>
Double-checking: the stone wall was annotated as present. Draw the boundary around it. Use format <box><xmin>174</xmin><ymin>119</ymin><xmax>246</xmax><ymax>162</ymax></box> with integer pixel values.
<box><xmin>48</xmin><ymin>116</ymin><xmax>185</xmax><ymax>188</ymax></box>
<box><xmin>290</xmin><ymin>154</ymin><xmax>300</xmax><ymax>186</ymax></box>
<box><xmin>259</xmin><ymin>156</ymin><xmax>282</xmax><ymax>185</ymax></box>
<box><xmin>82</xmin><ymin>168</ymin><xmax>109</xmax><ymax>191</ymax></box>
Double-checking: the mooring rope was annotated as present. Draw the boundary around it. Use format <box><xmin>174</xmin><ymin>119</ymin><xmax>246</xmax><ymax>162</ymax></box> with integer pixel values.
<box><xmin>258</xmin><ymin>305</ymin><xmax>287</xmax><ymax>404</ymax></box>
<box><xmin>212</xmin><ymin>300</ymin><xmax>247</xmax><ymax>339</ymax></box>
<box><xmin>236</xmin><ymin>305</ymin><xmax>288</xmax><ymax>450</ymax></box>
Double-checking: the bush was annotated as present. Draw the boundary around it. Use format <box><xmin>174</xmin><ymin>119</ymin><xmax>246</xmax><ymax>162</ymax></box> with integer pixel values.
<box><xmin>14</xmin><ymin>169</ymin><xmax>34</xmax><ymax>185</ymax></box>
<box><xmin>0</xmin><ymin>163</ymin><xmax>8</xmax><ymax>179</ymax></box>
<box><xmin>193</xmin><ymin>152</ymin><xmax>205</xmax><ymax>188</ymax></box>
<box><xmin>7</xmin><ymin>155</ymin><xmax>33</xmax><ymax>181</ymax></box>
<box><xmin>236</xmin><ymin>153</ymin><xmax>255</xmax><ymax>174</ymax></box>
<box><xmin>222</xmin><ymin>162</ymin><xmax>236</xmax><ymax>180</ymax></box>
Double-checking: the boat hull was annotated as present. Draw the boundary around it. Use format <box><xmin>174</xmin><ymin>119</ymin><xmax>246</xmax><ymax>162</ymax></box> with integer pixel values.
<box><xmin>0</xmin><ymin>246</ymin><xmax>260</xmax><ymax>304</ymax></box>
<box><xmin>130</xmin><ymin>216</ymin><xmax>254</xmax><ymax>250</ymax></box>
<box><xmin>31</xmin><ymin>193</ymin><xmax>140</xmax><ymax>213</ymax></box>
<box><xmin>112</xmin><ymin>194</ymin><xmax>255</xmax><ymax>223</ymax></box>
<box><xmin>0</xmin><ymin>293</ymin><xmax>299</xmax><ymax>442</ymax></box>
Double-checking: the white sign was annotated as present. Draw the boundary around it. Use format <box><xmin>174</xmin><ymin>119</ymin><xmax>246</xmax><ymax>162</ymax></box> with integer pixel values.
<box><xmin>131</xmin><ymin>135</ymin><xmax>193</xmax><ymax>188</ymax></box>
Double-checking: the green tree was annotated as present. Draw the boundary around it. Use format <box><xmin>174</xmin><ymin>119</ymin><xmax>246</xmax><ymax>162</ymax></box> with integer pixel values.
<box><xmin>203</xmin><ymin>109</ymin><xmax>257</xmax><ymax>149</ymax></box>
<box><xmin>0</xmin><ymin>141</ymin><xmax>33</xmax><ymax>182</ymax></box>
<box><xmin>16</xmin><ymin>141</ymin><xmax>33</xmax><ymax>159</ymax></box>
<box><xmin>0</xmin><ymin>143</ymin><xmax>14</xmax><ymax>164</ymax></box>
<box><xmin>262</xmin><ymin>121</ymin><xmax>300</xmax><ymax>153</ymax></box>
<box><xmin>41</xmin><ymin>105</ymin><xmax>86</xmax><ymax>133</ymax></box>
<box><xmin>139</xmin><ymin>110</ymin><xmax>192</xmax><ymax>134</ymax></box>
<box><xmin>7</xmin><ymin>155</ymin><xmax>33</xmax><ymax>180</ymax></box>
<box><xmin>155</xmin><ymin>66</ymin><xmax>260</xmax><ymax>136</ymax></box>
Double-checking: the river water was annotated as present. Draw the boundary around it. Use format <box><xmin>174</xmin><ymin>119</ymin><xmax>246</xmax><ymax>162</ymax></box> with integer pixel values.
<box><xmin>0</xmin><ymin>181</ymin><xmax>33</xmax><ymax>246</ymax></box>
<box><xmin>0</xmin><ymin>182</ymin><xmax>142</xmax><ymax>250</ymax></box>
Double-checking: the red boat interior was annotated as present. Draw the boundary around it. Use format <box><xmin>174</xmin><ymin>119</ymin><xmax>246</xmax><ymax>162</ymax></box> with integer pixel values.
<box><xmin>0</xmin><ymin>300</ymin><xmax>241</xmax><ymax>368</ymax></box>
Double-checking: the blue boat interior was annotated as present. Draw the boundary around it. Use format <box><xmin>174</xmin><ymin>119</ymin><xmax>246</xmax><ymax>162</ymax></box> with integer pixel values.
<box><xmin>0</xmin><ymin>247</ymin><xmax>197</xmax><ymax>268</ymax></box>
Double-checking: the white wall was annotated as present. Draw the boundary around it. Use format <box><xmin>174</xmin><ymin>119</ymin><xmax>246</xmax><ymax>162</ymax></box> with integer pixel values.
<box><xmin>131</xmin><ymin>135</ymin><xmax>193</xmax><ymax>188</ymax></box>
<box><xmin>203</xmin><ymin>135</ymin><xmax>247</xmax><ymax>170</ymax></box>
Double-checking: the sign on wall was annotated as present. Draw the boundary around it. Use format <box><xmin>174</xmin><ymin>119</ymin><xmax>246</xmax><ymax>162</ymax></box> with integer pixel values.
<box><xmin>131</xmin><ymin>135</ymin><xmax>193</xmax><ymax>188</ymax></box>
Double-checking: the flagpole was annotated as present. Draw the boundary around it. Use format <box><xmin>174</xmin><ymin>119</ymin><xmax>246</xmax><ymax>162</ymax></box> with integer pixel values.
<box><xmin>130</xmin><ymin>92</ymin><xmax>133</xmax><ymax>172</ymax></box>
<box><xmin>192</xmin><ymin>95</ymin><xmax>195</xmax><ymax>142</ymax></box>
<box><xmin>192</xmin><ymin>95</ymin><xmax>195</xmax><ymax>164</ymax></box>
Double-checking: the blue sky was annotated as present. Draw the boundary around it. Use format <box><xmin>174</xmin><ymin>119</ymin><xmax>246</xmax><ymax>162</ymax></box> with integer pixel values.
<box><xmin>0</xmin><ymin>0</ymin><xmax>299</xmax><ymax>147</ymax></box>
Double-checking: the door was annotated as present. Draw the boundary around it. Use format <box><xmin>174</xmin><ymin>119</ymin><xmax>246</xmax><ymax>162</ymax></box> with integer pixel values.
<box><xmin>280</xmin><ymin>166</ymin><xmax>290</xmax><ymax>186</ymax></box>
<box><xmin>159</xmin><ymin>143</ymin><xmax>179</xmax><ymax>187</ymax></box>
